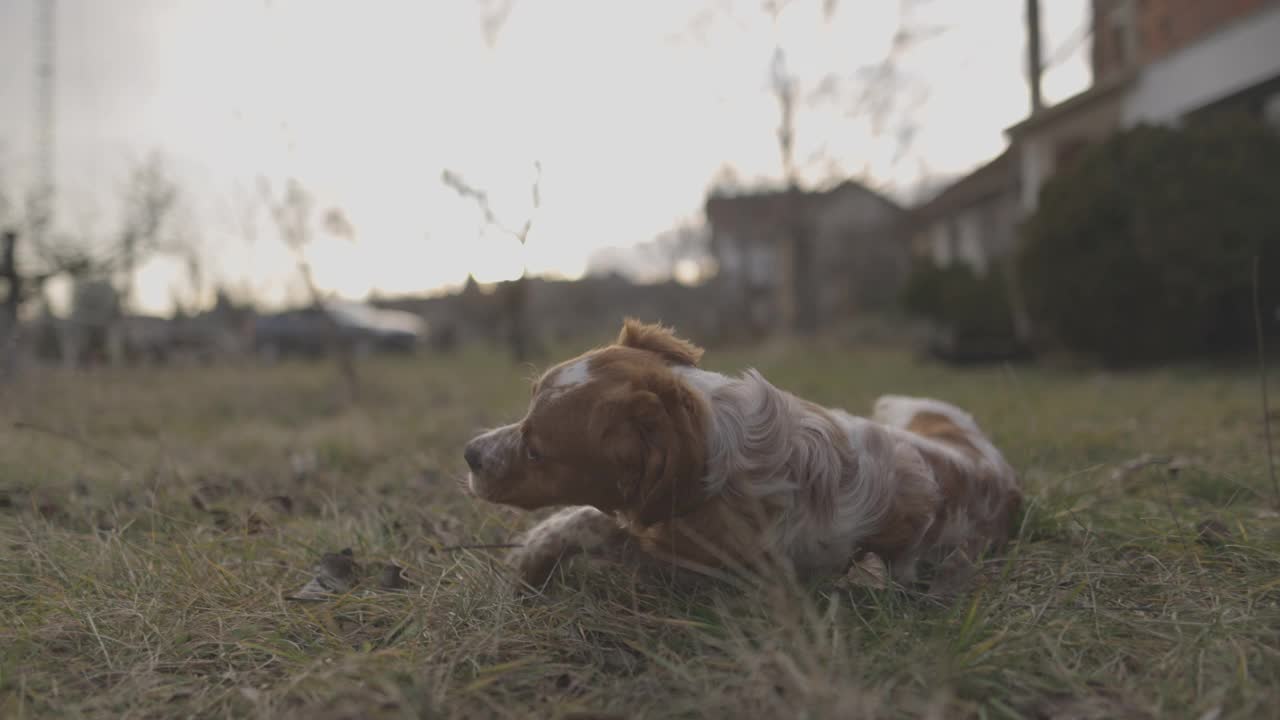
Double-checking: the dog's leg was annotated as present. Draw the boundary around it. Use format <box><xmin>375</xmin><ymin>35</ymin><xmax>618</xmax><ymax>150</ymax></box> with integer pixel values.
<box><xmin>506</xmin><ymin>506</ymin><xmax>625</xmax><ymax>589</ymax></box>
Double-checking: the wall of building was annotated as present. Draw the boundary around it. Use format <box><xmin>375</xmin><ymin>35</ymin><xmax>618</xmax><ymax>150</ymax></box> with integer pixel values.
<box><xmin>1017</xmin><ymin>91</ymin><xmax>1127</xmax><ymax>214</ymax></box>
<box><xmin>918</xmin><ymin>188</ymin><xmax>1019</xmax><ymax>278</ymax></box>
<box><xmin>1093</xmin><ymin>0</ymin><xmax>1273</xmax><ymax>82</ymax></box>
<box><xmin>708</xmin><ymin>185</ymin><xmax>907</xmax><ymax>335</ymax></box>
<box><xmin>1137</xmin><ymin>0</ymin><xmax>1273</xmax><ymax>63</ymax></box>
<box><xmin>814</xmin><ymin>188</ymin><xmax>908</xmax><ymax>315</ymax></box>
<box><xmin>1122</xmin><ymin>2</ymin><xmax>1280</xmax><ymax>125</ymax></box>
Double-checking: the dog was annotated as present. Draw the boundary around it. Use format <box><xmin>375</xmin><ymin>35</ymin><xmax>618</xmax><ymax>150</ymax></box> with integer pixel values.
<box><xmin>464</xmin><ymin>319</ymin><xmax>1022</xmax><ymax>591</ymax></box>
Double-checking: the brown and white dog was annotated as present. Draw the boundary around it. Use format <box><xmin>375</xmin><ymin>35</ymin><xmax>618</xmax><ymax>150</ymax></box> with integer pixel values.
<box><xmin>464</xmin><ymin>319</ymin><xmax>1021</xmax><ymax>590</ymax></box>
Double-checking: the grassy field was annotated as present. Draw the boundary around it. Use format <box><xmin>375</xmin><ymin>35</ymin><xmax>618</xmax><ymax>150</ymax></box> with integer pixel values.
<box><xmin>2</xmin><ymin>335</ymin><xmax>1279</xmax><ymax>719</ymax></box>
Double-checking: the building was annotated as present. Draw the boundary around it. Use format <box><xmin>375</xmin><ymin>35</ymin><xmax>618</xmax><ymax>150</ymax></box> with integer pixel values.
<box><xmin>907</xmin><ymin>148</ymin><xmax>1019</xmax><ymax>277</ymax></box>
<box><xmin>705</xmin><ymin>180</ymin><xmax>908</xmax><ymax>337</ymax></box>
<box><xmin>913</xmin><ymin>0</ymin><xmax>1280</xmax><ymax>275</ymax></box>
<box><xmin>1012</xmin><ymin>0</ymin><xmax>1280</xmax><ymax>216</ymax></box>
<box><xmin>1092</xmin><ymin>0</ymin><xmax>1276</xmax><ymax>84</ymax></box>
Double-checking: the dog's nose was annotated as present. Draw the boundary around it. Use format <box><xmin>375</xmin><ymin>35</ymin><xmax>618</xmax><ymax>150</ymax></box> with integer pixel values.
<box><xmin>464</xmin><ymin>441</ymin><xmax>483</xmax><ymax>473</ymax></box>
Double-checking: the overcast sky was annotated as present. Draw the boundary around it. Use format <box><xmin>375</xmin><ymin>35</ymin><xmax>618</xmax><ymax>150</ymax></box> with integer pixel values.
<box><xmin>0</xmin><ymin>0</ymin><xmax>1091</xmax><ymax>313</ymax></box>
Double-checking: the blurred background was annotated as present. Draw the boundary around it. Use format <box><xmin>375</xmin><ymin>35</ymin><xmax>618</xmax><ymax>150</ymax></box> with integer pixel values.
<box><xmin>0</xmin><ymin>0</ymin><xmax>1277</xmax><ymax>374</ymax></box>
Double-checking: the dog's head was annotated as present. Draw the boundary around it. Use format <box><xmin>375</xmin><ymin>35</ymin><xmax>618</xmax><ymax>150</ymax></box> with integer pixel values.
<box><xmin>464</xmin><ymin>319</ymin><xmax>709</xmax><ymax>525</ymax></box>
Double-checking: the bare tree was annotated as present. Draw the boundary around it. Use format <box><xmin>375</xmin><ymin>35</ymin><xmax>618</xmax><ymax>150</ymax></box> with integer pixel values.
<box><xmin>643</xmin><ymin>224</ymin><xmax>715</xmax><ymax>283</ymax></box>
<box><xmin>475</xmin><ymin>0</ymin><xmax>516</xmax><ymax>47</ymax></box>
<box><xmin>759</xmin><ymin>0</ymin><xmax>932</xmax><ymax>334</ymax></box>
<box><xmin>114</xmin><ymin>152</ymin><xmax>181</xmax><ymax>313</ymax></box>
<box><xmin>0</xmin><ymin>151</ymin><xmax>189</xmax><ymax>373</ymax></box>
<box><xmin>257</xmin><ymin>177</ymin><xmax>360</xmax><ymax>401</ymax></box>
<box><xmin>441</xmin><ymin>162</ymin><xmax>542</xmax><ymax>363</ymax></box>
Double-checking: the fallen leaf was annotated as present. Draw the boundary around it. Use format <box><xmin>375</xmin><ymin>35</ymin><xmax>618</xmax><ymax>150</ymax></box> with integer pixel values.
<box><xmin>246</xmin><ymin>512</ymin><xmax>269</xmax><ymax>535</ymax></box>
<box><xmin>208</xmin><ymin>508</ymin><xmax>233</xmax><ymax>531</ymax></box>
<box><xmin>378</xmin><ymin>562</ymin><xmax>410</xmax><ymax>590</ymax></box>
<box><xmin>288</xmin><ymin>548</ymin><xmax>359</xmax><ymax>601</ymax></box>
<box><xmin>1196</xmin><ymin>518</ymin><xmax>1231</xmax><ymax>547</ymax></box>
<box><xmin>845</xmin><ymin>552</ymin><xmax>888</xmax><ymax>590</ymax></box>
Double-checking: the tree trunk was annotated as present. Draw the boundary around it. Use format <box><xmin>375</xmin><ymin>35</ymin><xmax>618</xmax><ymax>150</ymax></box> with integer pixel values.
<box><xmin>504</xmin><ymin>274</ymin><xmax>529</xmax><ymax>363</ymax></box>
<box><xmin>1</xmin><ymin>231</ymin><xmax>19</xmax><ymax>325</ymax></box>
<box><xmin>1</xmin><ymin>230</ymin><xmax>22</xmax><ymax>378</ymax></box>
<box><xmin>296</xmin><ymin>259</ymin><xmax>359</xmax><ymax>403</ymax></box>
<box><xmin>786</xmin><ymin>186</ymin><xmax>819</xmax><ymax>335</ymax></box>
<box><xmin>791</xmin><ymin>228</ymin><xmax>818</xmax><ymax>334</ymax></box>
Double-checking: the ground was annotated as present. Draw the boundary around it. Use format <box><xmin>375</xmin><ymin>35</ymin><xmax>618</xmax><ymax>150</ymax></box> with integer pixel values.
<box><xmin>2</xmin><ymin>336</ymin><xmax>1279</xmax><ymax>719</ymax></box>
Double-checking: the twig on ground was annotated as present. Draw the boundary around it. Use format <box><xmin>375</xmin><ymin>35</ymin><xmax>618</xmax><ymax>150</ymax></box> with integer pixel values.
<box><xmin>1109</xmin><ymin>454</ymin><xmax>1190</xmax><ymax>483</ymax></box>
<box><xmin>11</xmin><ymin>420</ymin><xmax>134</xmax><ymax>472</ymax></box>
<box><xmin>437</xmin><ymin>543</ymin><xmax>522</xmax><ymax>553</ymax></box>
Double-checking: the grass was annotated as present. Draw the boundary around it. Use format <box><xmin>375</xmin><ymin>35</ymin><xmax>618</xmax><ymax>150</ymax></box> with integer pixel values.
<box><xmin>2</xmin><ymin>335</ymin><xmax>1279</xmax><ymax>719</ymax></box>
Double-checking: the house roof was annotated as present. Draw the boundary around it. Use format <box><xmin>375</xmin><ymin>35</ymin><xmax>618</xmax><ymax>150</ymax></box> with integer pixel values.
<box><xmin>704</xmin><ymin>178</ymin><xmax>904</xmax><ymax>230</ymax></box>
<box><xmin>910</xmin><ymin>147</ymin><xmax>1016</xmax><ymax>226</ymax></box>
<box><xmin>1004</xmin><ymin>66</ymin><xmax>1139</xmax><ymax>138</ymax></box>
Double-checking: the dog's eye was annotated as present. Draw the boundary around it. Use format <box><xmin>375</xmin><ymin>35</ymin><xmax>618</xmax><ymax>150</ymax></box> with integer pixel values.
<box><xmin>526</xmin><ymin>444</ymin><xmax>542</xmax><ymax>462</ymax></box>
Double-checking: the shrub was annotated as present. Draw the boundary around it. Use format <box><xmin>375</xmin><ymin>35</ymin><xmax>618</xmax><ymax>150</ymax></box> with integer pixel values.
<box><xmin>901</xmin><ymin>259</ymin><xmax>1016</xmax><ymax>341</ymax></box>
<box><xmin>1018</xmin><ymin>112</ymin><xmax>1280</xmax><ymax>367</ymax></box>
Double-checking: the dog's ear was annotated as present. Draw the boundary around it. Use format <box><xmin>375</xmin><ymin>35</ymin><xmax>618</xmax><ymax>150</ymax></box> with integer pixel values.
<box><xmin>591</xmin><ymin>381</ymin><xmax>707</xmax><ymax>525</ymax></box>
<box><xmin>617</xmin><ymin>318</ymin><xmax>703</xmax><ymax>367</ymax></box>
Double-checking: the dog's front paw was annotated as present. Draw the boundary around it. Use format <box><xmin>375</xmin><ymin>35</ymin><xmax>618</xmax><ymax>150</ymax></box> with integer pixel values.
<box><xmin>505</xmin><ymin>543</ymin><xmax>564</xmax><ymax>591</ymax></box>
<box><xmin>501</xmin><ymin>506</ymin><xmax>624</xmax><ymax>592</ymax></box>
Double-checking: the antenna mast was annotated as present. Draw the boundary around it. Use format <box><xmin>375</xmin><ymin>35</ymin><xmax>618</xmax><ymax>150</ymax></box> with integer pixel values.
<box><xmin>32</xmin><ymin>0</ymin><xmax>57</xmax><ymax>240</ymax></box>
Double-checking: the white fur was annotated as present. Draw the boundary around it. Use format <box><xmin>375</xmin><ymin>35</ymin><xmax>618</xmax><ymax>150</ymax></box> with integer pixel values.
<box><xmin>467</xmin><ymin>422</ymin><xmax>519</xmax><ymax>496</ymax></box>
<box><xmin>679</xmin><ymin>368</ymin><xmax>899</xmax><ymax>576</ymax></box>
<box><xmin>508</xmin><ymin>506</ymin><xmax>624</xmax><ymax>587</ymax></box>
<box><xmin>550</xmin><ymin>358</ymin><xmax>591</xmax><ymax>389</ymax></box>
<box><xmin>873</xmin><ymin>395</ymin><xmax>977</xmax><ymax>433</ymax></box>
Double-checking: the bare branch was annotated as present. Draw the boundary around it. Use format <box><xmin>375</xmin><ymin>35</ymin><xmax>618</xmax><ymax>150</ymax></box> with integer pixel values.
<box><xmin>477</xmin><ymin>0</ymin><xmax>515</xmax><ymax>47</ymax></box>
<box><xmin>259</xmin><ymin>175</ymin><xmax>359</xmax><ymax>400</ymax></box>
<box><xmin>323</xmin><ymin>207</ymin><xmax>356</xmax><ymax>241</ymax></box>
<box><xmin>441</xmin><ymin>170</ymin><xmax>502</xmax><ymax>228</ymax></box>
<box><xmin>770</xmin><ymin>47</ymin><xmax>799</xmax><ymax>185</ymax></box>
<box><xmin>440</xmin><ymin>160</ymin><xmax>542</xmax><ymax>361</ymax></box>
<box><xmin>441</xmin><ymin>163</ymin><xmax>541</xmax><ymax>245</ymax></box>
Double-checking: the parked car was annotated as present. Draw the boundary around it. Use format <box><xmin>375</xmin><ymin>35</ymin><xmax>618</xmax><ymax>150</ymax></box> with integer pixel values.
<box><xmin>253</xmin><ymin>300</ymin><xmax>425</xmax><ymax>359</ymax></box>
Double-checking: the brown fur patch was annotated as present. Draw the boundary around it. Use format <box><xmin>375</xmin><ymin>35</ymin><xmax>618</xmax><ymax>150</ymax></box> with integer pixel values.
<box><xmin>632</xmin><ymin>492</ymin><xmax>775</xmax><ymax>576</ymax></box>
<box><xmin>617</xmin><ymin>318</ymin><xmax>704</xmax><ymax>367</ymax></box>
<box><xmin>906</xmin><ymin>411</ymin><xmax>980</xmax><ymax>459</ymax></box>
<box><xmin>588</xmin><ymin>346</ymin><xmax>710</xmax><ymax>525</ymax></box>
<box><xmin>856</xmin><ymin>436</ymin><xmax>941</xmax><ymax>567</ymax></box>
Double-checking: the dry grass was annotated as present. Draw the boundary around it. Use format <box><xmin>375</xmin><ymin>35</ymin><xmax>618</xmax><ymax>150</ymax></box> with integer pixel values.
<box><xmin>2</xmin><ymin>336</ymin><xmax>1279</xmax><ymax>719</ymax></box>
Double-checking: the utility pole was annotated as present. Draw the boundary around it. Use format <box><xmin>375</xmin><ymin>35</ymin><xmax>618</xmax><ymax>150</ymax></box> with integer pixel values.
<box><xmin>1026</xmin><ymin>0</ymin><xmax>1044</xmax><ymax>114</ymax></box>
<box><xmin>33</xmin><ymin>0</ymin><xmax>57</xmax><ymax>239</ymax></box>
<box><xmin>1001</xmin><ymin>0</ymin><xmax>1043</xmax><ymax>348</ymax></box>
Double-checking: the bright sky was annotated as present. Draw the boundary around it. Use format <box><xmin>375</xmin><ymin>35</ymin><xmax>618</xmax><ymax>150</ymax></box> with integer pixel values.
<box><xmin>0</xmin><ymin>0</ymin><xmax>1091</xmax><ymax>315</ymax></box>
